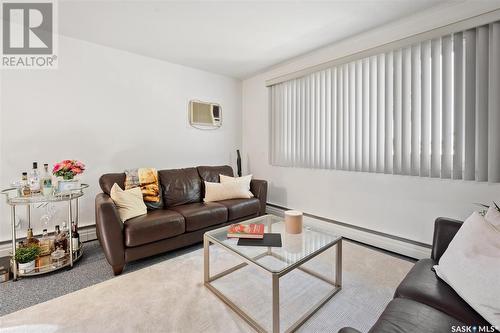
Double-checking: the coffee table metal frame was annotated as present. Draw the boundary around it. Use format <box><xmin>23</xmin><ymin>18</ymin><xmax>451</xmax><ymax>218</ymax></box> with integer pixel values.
<box><xmin>203</xmin><ymin>218</ymin><xmax>342</xmax><ymax>333</ymax></box>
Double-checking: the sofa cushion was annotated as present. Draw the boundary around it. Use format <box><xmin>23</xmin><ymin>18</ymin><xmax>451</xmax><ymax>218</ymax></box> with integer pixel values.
<box><xmin>170</xmin><ymin>202</ymin><xmax>227</xmax><ymax>232</ymax></box>
<box><xmin>99</xmin><ymin>173</ymin><xmax>126</xmax><ymax>195</ymax></box>
<box><xmin>369</xmin><ymin>298</ymin><xmax>464</xmax><ymax>333</ymax></box>
<box><xmin>217</xmin><ymin>198</ymin><xmax>260</xmax><ymax>221</ymax></box>
<box><xmin>124</xmin><ymin>210</ymin><xmax>185</xmax><ymax>247</ymax></box>
<box><xmin>158</xmin><ymin>168</ymin><xmax>201</xmax><ymax>207</ymax></box>
<box><xmin>395</xmin><ymin>258</ymin><xmax>489</xmax><ymax>325</ymax></box>
<box><xmin>197</xmin><ymin>165</ymin><xmax>233</xmax><ymax>183</ymax></box>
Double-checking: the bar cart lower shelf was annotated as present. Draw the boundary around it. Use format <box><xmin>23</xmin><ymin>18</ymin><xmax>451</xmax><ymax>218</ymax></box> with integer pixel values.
<box><xmin>15</xmin><ymin>246</ymin><xmax>84</xmax><ymax>278</ymax></box>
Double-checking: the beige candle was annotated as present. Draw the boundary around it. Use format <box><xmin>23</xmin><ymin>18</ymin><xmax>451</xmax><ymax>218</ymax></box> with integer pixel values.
<box><xmin>284</xmin><ymin>210</ymin><xmax>303</xmax><ymax>234</ymax></box>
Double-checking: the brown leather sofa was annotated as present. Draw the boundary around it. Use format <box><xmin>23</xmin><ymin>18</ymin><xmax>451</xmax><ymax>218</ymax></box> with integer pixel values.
<box><xmin>339</xmin><ymin>217</ymin><xmax>494</xmax><ymax>333</ymax></box>
<box><xmin>95</xmin><ymin>165</ymin><xmax>267</xmax><ymax>275</ymax></box>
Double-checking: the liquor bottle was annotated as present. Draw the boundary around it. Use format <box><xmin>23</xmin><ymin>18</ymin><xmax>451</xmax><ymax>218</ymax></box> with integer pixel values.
<box><xmin>41</xmin><ymin>163</ymin><xmax>53</xmax><ymax>196</ymax></box>
<box><xmin>49</xmin><ymin>232</ymin><xmax>55</xmax><ymax>252</ymax></box>
<box><xmin>53</xmin><ymin>225</ymin><xmax>67</xmax><ymax>252</ymax></box>
<box><xmin>28</xmin><ymin>162</ymin><xmax>41</xmax><ymax>194</ymax></box>
<box><xmin>21</xmin><ymin>172</ymin><xmax>31</xmax><ymax>196</ymax></box>
<box><xmin>71</xmin><ymin>222</ymin><xmax>80</xmax><ymax>252</ymax></box>
<box><xmin>26</xmin><ymin>227</ymin><xmax>40</xmax><ymax>246</ymax></box>
<box><xmin>59</xmin><ymin>225</ymin><xmax>68</xmax><ymax>252</ymax></box>
<box><xmin>39</xmin><ymin>229</ymin><xmax>51</xmax><ymax>256</ymax></box>
<box><xmin>54</xmin><ymin>225</ymin><xmax>60</xmax><ymax>241</ymax></box>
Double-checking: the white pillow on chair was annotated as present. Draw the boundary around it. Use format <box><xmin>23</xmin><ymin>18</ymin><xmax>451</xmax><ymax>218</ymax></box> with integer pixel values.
<box><xmin>434</xmin><ymin>212</ymin><xmax>500</xmax><ymax>327</ymax></box>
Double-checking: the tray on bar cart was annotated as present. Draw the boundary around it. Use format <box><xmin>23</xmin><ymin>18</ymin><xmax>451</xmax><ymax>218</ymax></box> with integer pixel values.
<box><xmin>1</xmin><ymin>184</ymin><xmax>89</xmax><ymax>205</ymax></box>
<box><xmin>15</xmin><ymin>245</ymin><xmax>84</xmax><ymax>277</ymax></box>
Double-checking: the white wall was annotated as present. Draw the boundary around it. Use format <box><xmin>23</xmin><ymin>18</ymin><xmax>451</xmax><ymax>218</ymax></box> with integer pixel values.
<box><xmin>242</xmin><ymin>2</ymin><xmax>500</xmax><ymax>246</ymax></box>
<box><xmin>0</xmin><ymin>35</ymin><xmax>242</xmax><ymax>242</ymax></box>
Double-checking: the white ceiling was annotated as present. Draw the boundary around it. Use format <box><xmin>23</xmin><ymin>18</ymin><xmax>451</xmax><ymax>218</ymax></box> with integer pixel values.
<box><xmin>58</xmin><ymin>0</ymin><xmax>448</xmax><ymax>79</ymax></box>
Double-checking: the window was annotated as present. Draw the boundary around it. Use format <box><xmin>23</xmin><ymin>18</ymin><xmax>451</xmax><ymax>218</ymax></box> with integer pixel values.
<box><xmin>269</xmin><ymin>22</ymin><xmax>500</xmax><ymax>182</ymax></box>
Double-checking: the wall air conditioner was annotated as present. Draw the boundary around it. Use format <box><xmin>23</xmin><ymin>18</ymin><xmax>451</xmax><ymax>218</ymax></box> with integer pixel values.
<box><xmin>189</xmin><ymin>100</ymin><xmax>222</xmax><ymax>129</ymax></box>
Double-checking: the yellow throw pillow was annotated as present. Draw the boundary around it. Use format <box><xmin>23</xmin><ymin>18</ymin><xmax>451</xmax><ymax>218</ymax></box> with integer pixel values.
<box><xmin>204</xmin><ymin>181</ymin><xmax>253</xmax><ymax>202</ymax></box>
<box><xmin>219</xmin><ymin>174</ymin><xmax>253</xmax><ymax>198</ymax></box>
<box><xmin>110</xmin><ymin>183</ymin><xmax>147</xmax><ymax>221</ymax></box>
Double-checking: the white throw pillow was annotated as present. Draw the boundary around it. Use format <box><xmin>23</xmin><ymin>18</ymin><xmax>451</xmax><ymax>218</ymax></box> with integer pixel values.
<box><xmin>485</xmin><ymin>206</ymin><xmax>500</xmax><ymax>230</ymax></box>
<box><xmin>434</xmin><ymin>212</ymin><xmax>500</xmax><ymax>327</ymax></box>
<box><xmin>219</xmin><ymin>174</ymin><xmax>253</xmax><ymax>198</ymax></box>
<box><xmin>110</xmin><ymin>183</ymin><xmax>147</xmax><ymax>222</ymax></box>
<box><xmin>204</xmin><ymin>181</ymin><xmax>253</xmax><ymax>202</ymax></box>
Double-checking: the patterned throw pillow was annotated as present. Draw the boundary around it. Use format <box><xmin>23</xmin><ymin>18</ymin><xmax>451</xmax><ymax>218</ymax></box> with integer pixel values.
<box><xmin>124</xmin><ymin>168</ymin><xmax>163</xmax><ymax>209</ymax></box>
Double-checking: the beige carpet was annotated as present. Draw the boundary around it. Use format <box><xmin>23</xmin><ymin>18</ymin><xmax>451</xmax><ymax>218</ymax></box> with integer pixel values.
<box><xmin>0</xmin><ymin>240</ymin><xmax>413</xmax><ymax>333</ymax></box>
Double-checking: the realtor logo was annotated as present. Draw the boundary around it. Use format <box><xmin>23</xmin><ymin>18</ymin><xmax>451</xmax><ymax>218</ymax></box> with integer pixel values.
<box><xmin>1</xmin><ymin>1</ymin><xmax>57</xmax><ymax>68</ymax></box>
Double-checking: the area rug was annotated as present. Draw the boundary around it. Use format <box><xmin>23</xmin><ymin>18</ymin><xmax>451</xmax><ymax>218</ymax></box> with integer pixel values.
<box><xmin>0</xmin><ymin>240</ymin><xmax>413</xmax><ymax>333</ymax></box>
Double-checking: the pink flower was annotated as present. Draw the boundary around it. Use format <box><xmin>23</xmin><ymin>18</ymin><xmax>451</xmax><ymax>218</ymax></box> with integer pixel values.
<box><xmin>53</xmin><ymin>160</ymin><xmax>85</xmax><ymax>177</ymax></box>
<box><xmin>71</xmin><ymin>167</ymin><xmax>82</xmax><ymax>174</ymax></box>
<box><xmin>53</xmin><ymin>163</ymin><xmax>63</xmax><ymax>173</ymax></box>
<box><xmin>75</xmin><ymin>161</ymin><xmax>85</xmax><ymax>170</ymax></box>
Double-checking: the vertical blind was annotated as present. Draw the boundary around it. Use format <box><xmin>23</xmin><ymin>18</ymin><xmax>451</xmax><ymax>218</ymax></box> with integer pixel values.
<box><xmin>269</xmin><ymin>22</ymin><xmax>500</xmax><ymax>182</ymax></box>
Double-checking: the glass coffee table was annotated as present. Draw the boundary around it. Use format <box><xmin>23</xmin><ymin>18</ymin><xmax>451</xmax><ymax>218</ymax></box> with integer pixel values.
<box><xmin>204</xmin><ymin>214</ymin><xmax>342</xmax><ymax>333</ymax></box>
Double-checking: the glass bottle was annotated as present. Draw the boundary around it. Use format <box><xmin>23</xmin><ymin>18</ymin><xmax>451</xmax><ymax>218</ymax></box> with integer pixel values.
<box><xmin>21</xmin><ymin>172</ymin><xmax>31</xmax><ymax>196</ymax></box>
<box><xmin>61</xmin><ymin>222</ymin><xmax>68</xmax><ymax>237</ymax></box>
<box><xmin>61</xmin><ymin>232</ymin><xmax>68</xmax><ymax>253</ymax></box>
<box><xmin>54</xmin><ymin>225</ymin><xmax>68</xmax><ymax>252</ymax></box>
<box><xmin>28</xmin><ymin>162</ymin><xmax>41</xmax><ymax>194</ymax></box>
<box><xmin>48</xmin><ymin>229</ymin><xmax>55</xmax><ymax>253</ymax></box>
<box><xmin>61</xmin><ymin>222</ymin><xmax>69</xmax><ymax>249</ymax></box>
<box><xmin>26</xmin><ymin>227</ymin><xmax>40</xmax><ymax>246</ymax></box>
<box><xmin>54</xmin><ymin>225</ymin><xmax>61</xmax><ymax>250</ymax></box>
<box><xmin>51</xmin><ymin>249</ymin><xmax>65</xmax><ymax>268</ymax></box>
<box><xmin>39</xmin><ymin>229</ymin><xmax>51</xmax><ymax>256</ymax></box>
<box><xmin>41</xmin><ymin>163</ymin><xmax>53</xmax><ymax>196</ymax></box>
<box><xmin>71</xmin><ymin>222</ymin><xmax>80</xmax><ymax>251</ymax></box>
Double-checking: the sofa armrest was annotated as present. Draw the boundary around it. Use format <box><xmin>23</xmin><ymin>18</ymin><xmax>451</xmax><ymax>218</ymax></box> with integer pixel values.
<box><xmin>431</xmin><ymin>217</ymin><xmax>463</xmax><ymax>262</ymax></box>
<box><xmin>250</xmin><ymin>179</ymin><xmax>267</xmax><ymax>215</ymax></box>
<box><xmin>95</xmin><ymin>193</ymin><xmax>125</xmax><ymax>271</ymax></box>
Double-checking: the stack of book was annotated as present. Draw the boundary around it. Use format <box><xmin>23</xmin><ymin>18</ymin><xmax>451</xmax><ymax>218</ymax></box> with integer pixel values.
<box><xmin>227</xmin><ymin>223</ymin><xmax>264</xmax><ymax>239</ymax></box>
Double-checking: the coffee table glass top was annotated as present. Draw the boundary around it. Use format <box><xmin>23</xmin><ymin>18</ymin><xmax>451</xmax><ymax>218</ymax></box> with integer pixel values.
<box><xmin>205</xmin><ymin>214</ymin><xmax>341</xmax><ymax>273</ymax></box>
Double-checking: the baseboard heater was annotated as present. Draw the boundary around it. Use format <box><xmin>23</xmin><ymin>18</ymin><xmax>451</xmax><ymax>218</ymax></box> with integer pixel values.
<box><xmin>266</xmin><ymin>203</ymin><xmax>431</xmax><ymax>260</ymax></box>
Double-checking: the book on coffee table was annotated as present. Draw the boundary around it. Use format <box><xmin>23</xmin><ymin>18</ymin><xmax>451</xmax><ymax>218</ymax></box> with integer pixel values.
<box><xmin>227</xmin><ymin>223</ymin><xmax>264</xmax><ymax>239</ymax></box>
<box><xmin>237</xmin><ymin>233</ymin><xmax>282</xmax><ymax>247</ymax></box>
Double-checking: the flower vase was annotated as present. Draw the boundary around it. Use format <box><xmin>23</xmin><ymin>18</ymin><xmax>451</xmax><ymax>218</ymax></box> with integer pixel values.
<box><xmin>57</xmin><ymin>178</ymin><xmax>80</xmax><ymax>193</ymax></box>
